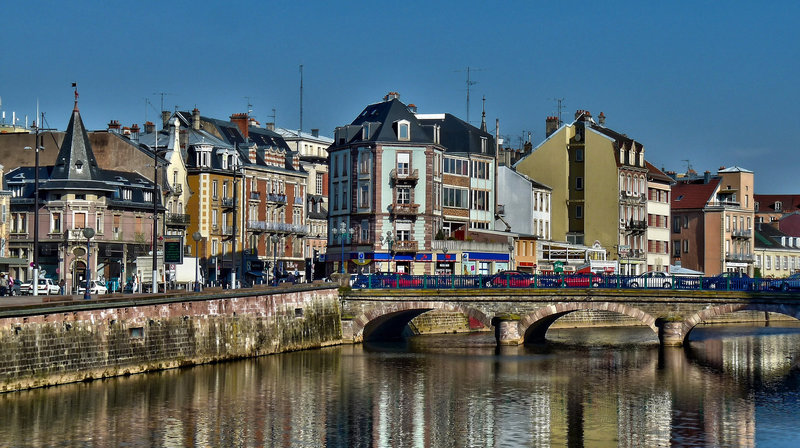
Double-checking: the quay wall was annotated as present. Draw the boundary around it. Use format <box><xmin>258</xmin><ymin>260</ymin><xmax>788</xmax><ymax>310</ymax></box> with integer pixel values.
<box><xmin>0</xmin><ymin>285</ymin><xmax>341</xmax><ymax>392</ymax></box>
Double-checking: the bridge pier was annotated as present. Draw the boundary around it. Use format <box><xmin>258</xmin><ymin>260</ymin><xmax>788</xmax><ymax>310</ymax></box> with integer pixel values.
<box><xmin>493</xmin><ymin>316</ymin><xmax>523</xmax><ymax>345</ymax></box>
<box><xmin>657</xmin><ymin>320</ymin><xmax>685</xmax><ymax>347</ymax></box>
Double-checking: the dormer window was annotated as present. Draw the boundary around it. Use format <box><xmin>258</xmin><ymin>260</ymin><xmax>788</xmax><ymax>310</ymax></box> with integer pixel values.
<box><xmin>481</xmin><ymin>137</ymin><xmax>487</xmax><ymax>154</ymax></box>
<box><xmin>775</xmin><ymin>201</ymin><xmax>783</xmax><ymax>211</ymax></box>
<box><xmin>395</xmin><ymin>120</ymin><xmax>410</xmax><ymax>141</ymax></box>
<box><xmin>75</xmin><ymin>160</ymin><xmax>84</xmax><ymax>173</ymax></box>
<box><xmin>362</xmin><ymin>123</ymin><xmax>369</xmax><ymax>140</ymax></box>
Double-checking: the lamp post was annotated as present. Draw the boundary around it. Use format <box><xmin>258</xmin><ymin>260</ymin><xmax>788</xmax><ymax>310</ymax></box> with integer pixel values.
<box><xmin>83</xmin><ymin>227</ymin><xmax>95</xmax><ymax>300</ymax></box>
<box><xmin>24</xmin><ymin>120</ymin><xmax>44</xmax><ymax>295</ymax></box>
<box><xmin>380</xmin><ymin>231</ymin><xmax>395</xmax><ymax>273</ymax></box>
<box><xmin>140</xmin><ymin>143</ymin><xmax>163</xmax><ymax>295</ymax></box>
<box><xmin>331</xmin><ymin>222</ymin><xmax>354</xmax><ymax>274</ymax></box>
<box><xmin>192</xmin><ymin>231</ymin><xmax>202</xmax><ymax>292</ymax></box>
<box><xmin>441</xmin><ymin>247</ymin><xmax>449</xmax><ymax>275</ymax></box>
<box><xmin>270</xmin><ymin>234</ymin><xmax>280</xmax><ymax>285</ymax></box>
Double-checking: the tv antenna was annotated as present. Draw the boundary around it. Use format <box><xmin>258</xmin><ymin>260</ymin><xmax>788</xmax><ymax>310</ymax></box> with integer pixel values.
<box><xmin>269</xmin><ymin>108</ymin><xmax>277</xmax><ymax>127</ymax></box>
<box><xmin>244</xmin><ymin>96</ymin><xmax>254</xmax><ymax>115</ymax></box>
<box><xmin>153</xmin><ymin>92</ymin><xmax>174</xmax><ymax>112</ymax></box>
<box><xmin>455</xmin><ymin>66</ymin><xmax>482</xmax><ymax>123</ymax></box>
<box><xmin>682</xmin><ymin>159</ymin><xmax>693</xmax><ymax>173</ymax></box>
<box><xmin>550</xmin><ymin>97</ymin><xmax>566</xmax><ymax>126</ymax></box>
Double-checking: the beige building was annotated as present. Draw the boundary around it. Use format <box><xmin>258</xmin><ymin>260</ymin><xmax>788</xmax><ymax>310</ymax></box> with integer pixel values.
<box><xmin>515</xmin><ymin>110</ymin><xmax>651</xmax><ymax>274</ymax></box>
<box><xmin>753</xmin><ymin>223</ymin><xmax>800</xmax><ymax>277</ymax></box>
<box><xmin>646</xmin><ymin>162</ymin><xmax>673</xmax><ymax>272</ymax></box>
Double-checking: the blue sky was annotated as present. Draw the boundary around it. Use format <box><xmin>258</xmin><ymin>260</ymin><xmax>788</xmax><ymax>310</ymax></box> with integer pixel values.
<box><xmin>2</xmin><ymin>1</ymin><xmax>798</xmax><ymax>192</ymax></box>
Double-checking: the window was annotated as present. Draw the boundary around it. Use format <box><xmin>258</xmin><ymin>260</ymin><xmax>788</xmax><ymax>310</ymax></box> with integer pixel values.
<box><xmin>358</xmin><ymin>152</ymin><xmax>371</xmax><ymax>174</ymax></box>
<box><xmin>212</xmin><ymin>210</ymin><xmax>218</xmax><ymax>228</ymax></box>
<box><xmin>96</xmin><ymin>213</ymin><xmax>103</xmax><ymax>233</ymax></box>
<box><xmin>444</xmin><ymin>157</ymin><xmax>469</xmax><ymax>176</ymax></box>
<box><xmin>575</xmin><ymin>148</ymin><xmax>583</xmax><ymax>162</ymax></box>
<box><xmin>75</xmin><ymin>212</ymin><xmax>86</xmax><ymax>229</ymax></box>
<box><xmin>360</xmin><ymin>220</ymin><xmax>369</xmax><ymax>241</ymax></box>
<box><xmin>472</xmin><ymin>190</ymin><xmax>489</xmax><ymax>211</ymax></box>
<box><xmin>122</xmin><ymin>189</ymin><xmax>132</xmax><ymax>201</ymax></box>
<box><xmin>113</xmin><ymin>215</ymin><xmax>121</xmax><ymax>234</ymax></box>
<box><xmin>683</xmin><ymin>216</ymin><xmax>689</xmax><ymax>228</ymax></box>
<box><xmin>396</xmin><ymin>153</ymin><xmax>410</xmax><ymax>176</ymax></box>
<box><xmin>396</xmin><ymin>220</ymin><xmax>412</xmax><ymax>241</ymax></box>
<box><xmin>51</xmin><ymin>212</ymin><xmax>62</xmax><ymax>233</ymax></box>
<box><xmin>316</xmin><ymin>173</ymin><xmax>324</xmax><ymax>194</ymax></box>
<box><xmin>212</xmin><ymin>180</ymin><xmax>218</xmax><ymax>199</ymax></box>
<box><xmin>766</xmin><ymin>255</ymin><xmax>772</xmax><ymax>269</ymax></box>
<box><xmin>672</xmin><ymin>240</ymin><xmax>681</xmax><ymax>257</ymax></box>
<box><xmin>683</xmin><ymin>240</ymin><xmax>689</xmax><ymax>253</ymax></box>
<box><xmin>480</xmin><ymin>137</ymin><xmax>487</xmax><ymax>153</ymax></box>
<box><xmin>443</xmin><ymin>187</ymin><xmax>468</xmax><ymax>208</ymax></box>
<box><xmin>575</xmin><ymin>205</ymin><xmax>583</xmax><ymax>219</ymax></box>
<box><xmin>223</xmin><ymin>181</ymin><xmax>229</xmax><ymax>199</ymax></box>
<box><xmin>358</xmin><ymin>183</ymin><xmax>370</xmax><ymax>208</ymax></box>
<box><xmin>396</xmin><ymin>121</ymin><xmax>410</xmax><ymax>140</ymax></box>
<box><xmin>396</xmin><ymin>187</ymin><xmax>411</xmax><ymax>204</ymax></box>
<box><xmin>726</xmin><ymin>216</ymin><xmax>730</xmax><ymax>231</ymax></box>
<box><xmin>144</xmin><ymin>191</ymin><xmax>152</xmax><ymax>202</ymax></box>
<box><xmin>673</xmin><ymin>217</ymin><xmax>681</xmax><ymax>233</ymax></box>
<box><xmin>333</xmin><ymin>185</ymin><xmax>339</xmax><ymax>210</ymax></box>
<box><xmin>472</xmin><ymin>160</ymin><xmax>490</xmax><ymax>179</ymax></box>
<box><xmin>776</xmin><ymin>201</ymin><xmax>783</xmax><ymax>211</ymax></box>
<box><xmin>784</xmin><ymin>256</ymin><xmax>789</xmax><ymax>270</ymax></box>
<box><xmin>576</xmin><ymin>177</ymin><xmax>584</xmax><ymax>190</ymax></box>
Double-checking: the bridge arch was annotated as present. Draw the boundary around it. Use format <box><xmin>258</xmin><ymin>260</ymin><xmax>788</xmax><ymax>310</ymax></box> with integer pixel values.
<box><xmin>352</xmin><ymin>302</ymin><xmax>492</xmax><ymax>342</ymax></box>
<box><xmin>519</xmin><ymin>302</ymin><xmax>658</xmax><ymax>343</ymax></box>
<box><xmin>682</xmin><ymin>303</ymin><xmax>800</xmax><ymax>343</ymax></box>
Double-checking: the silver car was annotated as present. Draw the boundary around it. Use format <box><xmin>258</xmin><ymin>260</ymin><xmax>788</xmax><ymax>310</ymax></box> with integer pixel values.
<box><xmin>625</xmin><ymin>271</ymin><xmax>673</xmax><ymax>289</ymax></box>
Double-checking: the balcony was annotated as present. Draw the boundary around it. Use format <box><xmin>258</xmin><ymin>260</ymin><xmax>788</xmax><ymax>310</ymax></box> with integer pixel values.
<box><xmin>268</xmin><ymin>193</ymin><xmax>287</xmax><ymax>204</ymax></box>
<box><xmin>390</xmin><ymin>168</ymin><xmax>419</xmax><ymax>184</ymax></box>
<box><xmin>620</xmin><ymin>191</ymin><xmax>646</xmax><ymax>203</ymax></box>
<box><xmin>732</xmin><ymin>229</ymin><xmax>752</xmax><ymax>239</ymax></box>
<box><xmin>165</xmin><ymin>213</ymin><xmax>190</xmax><ymax>227</ymax></box>
<box><xmin>393</xmin><ymin>240</ymin><xmax>418</xmax><ymax>252</ymax></box>
<box><xmin>172</xmin><ymin>184</ymin><xmax>182</xmax><ymax>195</ymax></box>
<box><xmin>624</xmin><ymin>219</ymin><xmax>647</xmax><ymax>234</ymax></box>
<box><xmin>390</xmin><ymin>202</ymin><xmax>420</xmax><ymax>216</ymax></box>
<box><xmin>249</xmin><ymin>191</ymin><xmax>261</xmax><ymax>201</ymax></box>
<box><xmin>725</xmin><ymin>252</ymin><xmax>755</xmax><ymax>263</ymax></box>
<box><xmin>221</xmin><ymin>197</ymin><xmax>235</xmax><ymax>210</ymax></box>
<box><xmin>247</xmin><ymin>220</ymin><xmax>308</xmax><ymax>234</ymax></box>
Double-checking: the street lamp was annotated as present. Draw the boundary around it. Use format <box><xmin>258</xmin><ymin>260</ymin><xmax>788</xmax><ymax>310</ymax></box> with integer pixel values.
<box><xmin>331</xmin><ymin>222</ymin><xmax>355</xmax><ymax>274</ymax></box>
<box><xmin>25</xmin><ymin>127</ymin><xmax>44</xmax><ymax>295</ymax></box>
<box><xmin>270</xmin><ymin>234</ymin><xmax>280</xmax><ymax>285</ymax></box>
<box><xmin>380</xmin><ymin>231</ymin><xmax>395</xmax><ymax>273</ymax></box>
<box><xmin>192</xmin><ymin>231</ymin><xmax>202</xmax><ymax>292</ymax></box>
<box><xmin>441</xmin><ymin>247</ymin><xmax>449</xmax><ymax>275</ymax></box>
<box><xmin>140</xmin><ymin>143</ymin><xmax>164</xmax><ymax>295</ymax></box>
<box><xmin>83</xmin><ymin>227</ymin><xmax>95</xmax><ymax>300</ymax></box>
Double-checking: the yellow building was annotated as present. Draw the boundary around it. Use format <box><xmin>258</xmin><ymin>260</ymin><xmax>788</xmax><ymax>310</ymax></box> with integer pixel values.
<box><xmin>515</xmin><ymin>110</ymin><xmax>650</xmax><ymax>274</ymax></box>
<box><xmin>754</xmin><ymin>223</ymin><xmax>800</xmax><ymax>277</ymax></box>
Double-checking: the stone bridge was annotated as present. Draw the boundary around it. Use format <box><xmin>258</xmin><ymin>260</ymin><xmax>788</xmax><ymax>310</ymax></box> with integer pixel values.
<box><xmin>340</xmin><ymin>288</ymin><xmax>800</xmax><ymax>346</ymax></box>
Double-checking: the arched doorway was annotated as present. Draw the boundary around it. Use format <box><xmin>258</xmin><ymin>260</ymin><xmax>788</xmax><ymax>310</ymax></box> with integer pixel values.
<box><xmin>71</xmin><ymin>260</ymin><xmax>86</xmax><ymax>295</ymax></box>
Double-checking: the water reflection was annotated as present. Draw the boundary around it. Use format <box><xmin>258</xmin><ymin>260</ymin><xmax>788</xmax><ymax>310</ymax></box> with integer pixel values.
<box><xmin>1</xmin><ymin>324</ymin><xmax>799</xmax><ymax>447</ymax></box>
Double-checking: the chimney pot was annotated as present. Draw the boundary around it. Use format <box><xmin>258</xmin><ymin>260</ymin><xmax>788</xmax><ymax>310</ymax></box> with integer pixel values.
<box><xmin>266</xmin><ymin>122</ymin><xmax>275</xmax><ymax>131</ymax></box>
<box><xmin>192</xmin><ymin>108</ymin><xmax>200</xmax><ymax>131</ymax></box>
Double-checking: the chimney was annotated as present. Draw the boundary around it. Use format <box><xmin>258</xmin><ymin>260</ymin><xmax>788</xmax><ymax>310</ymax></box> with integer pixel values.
<box><xmin>107</xmin><ymin>120</ymin><xmax>121</xmax><ymax>133</ymax></box>
<box><xmin>161</xmin><ymin>111</ymin><xmax>170</xmax><ymax>129</ymax></box>
<box><xmin>704</xmin><ymin>171</ymin><xmax>711</xmax><ymax>184</ymax></box>
<box><xmin>383</xmin><ymin>91</ymin><xmax>400</xmax><ymax>101</ymax></box>
<box><xmin>311</xmin><ymin>128</ymin><xmax>319</xmax><ymax>138</ymax></box>
<box><xmin>407</xmin><ymin>103</ymin><xmax>417</xmax><ymax>113</ymax></box>
<box><xmin>574</xmin><ymin>110</ymin><xmax>592</xmax><ymax>121</ymax></box>
<box><xmin>192</xmin><ymin>108</ymin><xmax>200</xmax><ymax>130</ymax></box>
<box><xmin>545</xmin><ymin>116</ymin><xmax>559</xmax><ymax>137</ymax></box>
<box><xmin>598</xmin><ymin>112</ymin><xmax>606</xmax><ymax>126</ymax></box>
<box><xmin>144</xmin><ymin>121</ymin><xmax>155</xmax><ymax>134</ymax></box>
<box><xmin>121</xmin><ymin>126</ymin><xmax>131</xmax><ymax>136</ymax></box>
<box><xmin>266</xmin><ymin>122</ymin><xmax>275</xmax><ymax>131</ymax></box>
<box><xmin>130</xmin><ymin>124</ymin><xmax>140</xmax><ymax>142</ymax></box>
<box><xmin>230</xmin><ymin>113</ymin><xmax>249</xmax><ymax>141</ymax></box>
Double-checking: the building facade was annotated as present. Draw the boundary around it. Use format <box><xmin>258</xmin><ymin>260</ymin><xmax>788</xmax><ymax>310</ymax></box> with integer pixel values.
<box><xmin>646</xmin><ymin>162</ymin><xmax>673</xmax><ymax>272</ymax></box>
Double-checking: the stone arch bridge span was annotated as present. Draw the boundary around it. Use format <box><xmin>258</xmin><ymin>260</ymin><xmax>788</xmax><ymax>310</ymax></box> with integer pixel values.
<box><xmin>340</xmin><ymin>288</ymin><xmax>800</xmax><ymax>346</ymax></box>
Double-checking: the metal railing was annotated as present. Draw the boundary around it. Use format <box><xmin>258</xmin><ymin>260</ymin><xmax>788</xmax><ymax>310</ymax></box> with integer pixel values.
<box><xmin>166</xmin><ymin>213</ymin><xmax>190</xmax><ymax>225</ymax></box>
<box><xmin>350</xmin><ymin>273</ymin><xmax>782</xmax><ymax>292</ymax></box>
<box><xmin>390</xmin><ymin>168</ymin><xmax>419</xmax><ymax>182</ymax></box>
<box><xmin>268</xmin><ymin>193</ymin><xmax>287</xmax><ymax>204</ymax></box>
<box><xmin>247</xmin><ymin>221</ymin><xmax>308</xmax><ymax>234</ymax></box>
<box><xmin>389</xmin><ymin>203</ymin><xmax>420</xmax><ymax>215</ymax></box>
<box><xmin>732</xmin><ymin>229</ymin><xmax>752</xmax><ymax>239</ymax></box>
<box><xmin>393</xmin><ymin>240</ymin><xmax>418</xmax><ymax>252</ymax></box>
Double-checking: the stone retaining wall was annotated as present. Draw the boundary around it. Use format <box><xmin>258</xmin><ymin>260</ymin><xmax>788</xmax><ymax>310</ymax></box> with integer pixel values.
<box><xmin>0</xmin><ymin>286</ymin><xmax>341</xmax><ymax>392</ymax></box>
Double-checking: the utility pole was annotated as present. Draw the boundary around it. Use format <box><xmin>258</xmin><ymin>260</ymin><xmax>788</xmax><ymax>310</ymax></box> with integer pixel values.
<box><xmin>299</xmin><ymin>65</ymin><xmax>304</xmax><ymax>133</ymax></box>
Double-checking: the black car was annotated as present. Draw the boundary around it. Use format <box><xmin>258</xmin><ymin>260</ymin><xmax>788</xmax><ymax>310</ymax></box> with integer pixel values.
<box><xmin>703</xmin><ymin>272</ymin><xmax>753</xmax><ymax>290</ymax></box>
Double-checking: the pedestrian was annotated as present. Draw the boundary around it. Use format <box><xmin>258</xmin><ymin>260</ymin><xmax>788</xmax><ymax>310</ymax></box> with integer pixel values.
<box><xmin>58</xmin><ymin>279</ymin><xmax>66</xmax><ymax>295</ymax></box>
<box><xmin>7</xmin><ymin>275</ymin><xmax>14</xmax><ymax>296</ymax></box>
<box><xmin>0</xmin><ymin>273</ymin><xmax>8</xmax><ymax>297</ymax></box>
<box><xmin>132</xmin><ymin>274</ymin><xmax>139</xmax><ymax>294</ymax></box>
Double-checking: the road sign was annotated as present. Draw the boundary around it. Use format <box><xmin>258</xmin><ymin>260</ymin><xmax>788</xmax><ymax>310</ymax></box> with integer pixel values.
<box><xmin>358</xmin><ymin>252</ymin><xmax>365</xmax><ymax>261</ymax></box>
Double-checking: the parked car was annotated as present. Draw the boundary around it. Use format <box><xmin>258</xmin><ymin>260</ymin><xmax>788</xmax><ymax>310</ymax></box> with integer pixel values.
<box><xmin>769</xmin><ymin>273</ymin><xmax>800</xmax><ymax>291</ymax></box>
<box><xmin>558</xmin><ymin>273</ymin><xmax>604</xmax><ymax>288</ymax></box>
<box><xmin>703</xmin><ymin>272</ymin><xmax>753</xmax><ymax>290</ymax></box>
<box><xmin>625</xmin><ymin>271</ymin><xmax>673</xmax><ymax>289</ymax></box>
<box><xmin>77</xmin><ymin>280</ymin><xmax>108</xmax><ymax>295</ymax></box>
<box><xmin>485</xmin><ymin>271</ymin><xmax>535</xmax><ymax>288</ymax></box>
<box><xmin>20</xmin><ymin>278</ymin><xmax>60</xmax><ymax>295</ymax></box>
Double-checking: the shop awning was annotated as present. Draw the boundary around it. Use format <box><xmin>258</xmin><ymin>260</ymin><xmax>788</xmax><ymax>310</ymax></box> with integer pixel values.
<box><xmin>0</xmin><ymin>257</ymin><xmax>29</xmax><ymax>267</ymax></box>
<box><xmin>465</xmin><ymin>252</ymin><xmax>509</xmax><ymax>262</ymax></box>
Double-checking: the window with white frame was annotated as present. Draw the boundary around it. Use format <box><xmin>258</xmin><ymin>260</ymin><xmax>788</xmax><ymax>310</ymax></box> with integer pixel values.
<box><xmin>358</xmin><ymin>151</ymin><xmax>371</xmax><ymax>174</ymax></box>
<box><xmin>51</xmin><ymin>212</ymin><xmax>62</xmax><ymax>233</ymax></box>
<box><xmin>396</xmin><ymin>186</ymin><xmax>411</xmax><ymax>204</ymax></box>
<box><xmin>396</xmin><ymin>153</ymin><xmax>410</xmax><ymax>176</ymax></box>
<box><xmin>96</xmin><ymin>213</ymin><xmax>103</xmax><ymax>233</ymax></box>
<box><xmin>480</xmin><ymin>137</ymin><xmax>487</xmax><ymax>154</ymax></box>
<box><xmin>358</xmin><ymin>183</ymin><xmax>370</xmax><ymax>208</ymax></box>
<box><xmin>396</xmin><ymin>120</ymin><xmax>410</xmax><ymax>140</ymax></box>
<box><xmin>472</xmin><ymin>160</ymin><xmax>489</xmax><ymax>179</ymax></box>
<box><xmin>212</xmin><ymin>180</ymin><xmax>218</xmax><ymax>199</ymax></box>
<box><xmin>472</xmin><ymin>190</ymin><xmax>489</xmax><ymax>211</ymax></box>
<box><xmin>360</xmin><ymin>219</ymin><xmax>369</xmax><ymax>241</ymax></box>
<box><xmin>396</xmin><ymin>220</ymin><xmax>412</xmax><ymax>241</ymax></box>
<box><xmin>316</xmin><ymin>173</ymin><xmax>324</xmax><ymax>194</ymax></box>
<box><xmin>443</xmin><ymin>187</ymin><xmax>468</xmax><ymax>208</ymax></box>
<box><xmin>212</xmin><ymin>210</ymin><xmax>218</xmax><ymax>228</ymax></box>
<box><xmin>444</xmin><ymin>157</ymin><xmax>469</xmax><ymax>176</ymax></box>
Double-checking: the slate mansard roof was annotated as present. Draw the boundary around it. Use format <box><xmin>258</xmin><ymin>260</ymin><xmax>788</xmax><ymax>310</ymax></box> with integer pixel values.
<box><xmin>5</xmin><ymin>104</ymin><xmax>159</xmax><ymax>210</ymax></box>
<box><xmin>416</xmin><ymin>113</ymin><xmax>496</xmax><ymax>156</ymax></box>
<box><xmin>335</xmin><ymin>98</ymin><xmax>436</xmax><ymax>146</ymax></box>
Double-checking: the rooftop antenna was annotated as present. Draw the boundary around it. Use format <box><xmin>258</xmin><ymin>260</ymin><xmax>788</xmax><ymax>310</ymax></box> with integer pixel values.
<box><xmin>299</xmin><ymin>64</ymin><xmax>304</xmax><ymax>133</ymax></box>
<box><xmin>551</xmin><ymin>97</ymin><xmax>566</xmax><ymax>126</ymax></box>
<box><xmin>244</xmin><ymin>96</ymin><xmax>253</xmax><ymax>115</ymax></box>
<box><xmin>455</xmin><ymin>66</ymin><xmax>482</xmax><ymax>123</ymax></box>
<box><xmin>682</xmin><ymin>159</ymin><xmax>693</xmax><ymax>173</ymax></box>
<box><xmin>270</xmin><ymin>108</ymin><xmax>277</xmax><ymax>127</ymax></box>
<box><xmin>153</xmin><ymin>92</ymin><xmax>174</xmax><ymax>113</ymax></box>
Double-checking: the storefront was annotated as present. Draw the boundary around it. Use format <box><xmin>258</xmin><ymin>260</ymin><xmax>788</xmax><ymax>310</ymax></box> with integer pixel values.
<box><xmin>460</xmin><ymin>252</ymin><xmax>510</xmax><ymax>275</ymax></box>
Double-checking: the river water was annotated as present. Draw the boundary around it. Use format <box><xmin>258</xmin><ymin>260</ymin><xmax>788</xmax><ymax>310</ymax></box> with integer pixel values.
<box><xmin>1</xmin><ymin>324</ymin><xmax>799</xmax><ymax>447</ymax></box>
